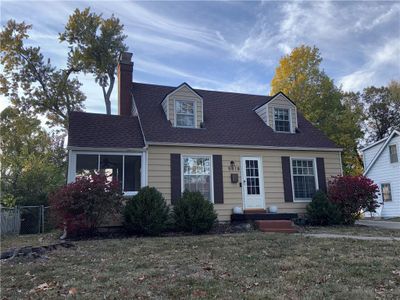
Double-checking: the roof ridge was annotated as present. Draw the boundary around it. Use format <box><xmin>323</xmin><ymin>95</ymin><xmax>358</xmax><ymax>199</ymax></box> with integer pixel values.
<box><xmin>132</xmin><ymin>81</ymin><xmax>271</xmax><ymax>98</ymax></box>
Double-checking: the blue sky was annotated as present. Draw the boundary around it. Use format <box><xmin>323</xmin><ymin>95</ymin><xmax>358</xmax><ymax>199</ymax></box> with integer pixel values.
<box><xmin>1</xmin><ymin>1</ymin><xmax>399</xmax><ymax>115</ymax></box>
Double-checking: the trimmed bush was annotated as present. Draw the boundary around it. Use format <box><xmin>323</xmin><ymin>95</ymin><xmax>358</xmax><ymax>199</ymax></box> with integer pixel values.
<box><xmin>328</xmin><ymin>175</ymin><xmax>379</xmax><ymax>225</ymax></box>
<box><xmin>49</xmin><ymin>174</ymin><xmax>123</xmax><ymax>237</ymax></box>
<box><xmin>306</xmin><ymin>190</ymin><xmax>343</xmax><ymax>226</ymax></box>
<box><xmin>173</xmin><ymin>191</ymin><xmax>217</xmax><ymax>234</ymax></box>
<box><xmin>124</xmin><ymin>187</ymin><xmax>169</xmax><ymax>236</ymax></box>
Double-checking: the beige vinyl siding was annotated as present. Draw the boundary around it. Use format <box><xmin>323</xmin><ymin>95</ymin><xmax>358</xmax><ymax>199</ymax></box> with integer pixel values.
<box><xmin>267</xmin><ymin>95</ymin><xmax>297</xmax><ymax>131</ymax></box>
<box><xmin>147</xmin><ymin>145</ymin><xmax>342</xmax><ymax>221</ymax></box>
<box><xmin>167</xmin><ymin>85</ymin><xmax>203</xmax><ymax>128</ymax></box>
<box><xmin>255</xmin><ymin>105</ymin><xmax>268</xmax><ymax>125</ymax></box>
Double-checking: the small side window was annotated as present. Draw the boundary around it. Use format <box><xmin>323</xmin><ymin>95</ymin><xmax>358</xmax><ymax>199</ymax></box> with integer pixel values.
<box><xmin>381</xmin><ymin>183</ymin><xmax>392</xmax><ymax>202</ymax></box>
<box><xmin>389</xmin><ymin>144</ymin><xmax>398</xmax><ymax>163</ymax></box>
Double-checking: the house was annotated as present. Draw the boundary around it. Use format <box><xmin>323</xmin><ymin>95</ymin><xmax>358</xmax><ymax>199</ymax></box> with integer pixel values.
<box><xmin>361</xmin><ymin>130</ymin><xmax>400</xmax><ymax>218</ymax></box>
<box><xmin>67</xmin><ymin>52</ymin><xmax>343</xmax><ymax>222</ymax></box>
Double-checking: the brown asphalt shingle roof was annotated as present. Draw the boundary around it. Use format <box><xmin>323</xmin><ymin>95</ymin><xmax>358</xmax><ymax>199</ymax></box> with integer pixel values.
<box><xmin>133</xmin><ymin>82</ymin><xmax>339</xmax><ymax>149</ymax></box>
<box><xmin>68</xmin><ymin>82</ymin><xmax>339</xmax><ymax>149</ymax></box>
<box><xmin>68</xmin><ymin>112</ymin><xmax>144</xmax><ymax>148</ymax></box>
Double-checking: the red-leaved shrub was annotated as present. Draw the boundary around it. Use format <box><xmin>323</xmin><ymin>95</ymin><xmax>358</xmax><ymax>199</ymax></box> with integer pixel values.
<box><xmin>49</xmin><ymin>174</ymin><xmax>123</xmax><ymax>237</ymax></box>
<box><xmin>328</xmin><ymin>175</ymin><xmax>379</xmax><ymax>224</ymax></box>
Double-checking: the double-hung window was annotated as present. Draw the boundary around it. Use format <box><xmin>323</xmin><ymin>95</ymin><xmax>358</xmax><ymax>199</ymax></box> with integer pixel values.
<box><xmin>175</xmin><ymin>100</ymin><xmax>195</xmax><ymax>128</ymax></box>
<box><xmin>381</xmin><ymin>183</ymin><xmax>392</xmax><ymax>202</ymax></box>
<box><xmin>75</xmin><ymin>154</ymin><xmax>141</xmax><ymax>193</ymax></box>
<box><xmin>291</xmin><ymin>158</ymin><xmax>317</xmax><ymax>201</ymax></box>
<box><xmin>274</xmin><ymin>108</ymin><xmax>291</xmax><ymax>132</ymax></box>
<box><xmin>182</xmin><ymin>156</ymin><xmax>212</xmax><ymax>202</ymax></box>
<box><xmin>389</xmin><ymin>144</ymin><xmax>398</xmax><ymax>163</ymax></box>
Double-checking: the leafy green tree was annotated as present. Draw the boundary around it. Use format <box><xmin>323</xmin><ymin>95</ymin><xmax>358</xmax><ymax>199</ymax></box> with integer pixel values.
<box><xmin>270</xmin><ymin>45</ymin><xmax>364</xmax><ymax>174</ymax></box>
<box><xmin>0</xmin><ymin>20</ymin><xmax>86</xmax><ymax>130</ymax></box>
<box><xmin>0</xmin><ymin>107</ymin><xmax>65</xmax><ymax>206</ymax></box>
<box><xmin>60</xmin><ymin>7</ymin><xmax>128</xmax><ymax>114</ymax></box>
<box><xmin>362</xmin><ymin>81</ymin><xmax>400</xmax><ymax>142</ymax></box>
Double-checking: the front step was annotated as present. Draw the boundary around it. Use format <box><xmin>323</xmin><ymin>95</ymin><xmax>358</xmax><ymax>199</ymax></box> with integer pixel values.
<box><xmin>255</xmin><ymin>220</ymin><xmax>298</xmax><ymax>233</ymax></box>
<box><xmin>244</xmin><ymin>209</ymin><xmax>267</xmax><ymax>214</ymax></box>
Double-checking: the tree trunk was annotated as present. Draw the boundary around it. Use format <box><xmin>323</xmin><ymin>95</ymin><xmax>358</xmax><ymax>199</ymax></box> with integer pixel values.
<box><xmin>102</xmin><ymin>74</ymin><xmax>115</xmax><ymax>115</ymax></box>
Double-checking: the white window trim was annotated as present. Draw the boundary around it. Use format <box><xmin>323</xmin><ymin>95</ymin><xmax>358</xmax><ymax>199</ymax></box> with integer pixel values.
<box><xmin>68</xmin><ymin>150</ymin><xmax>147</xmax><ymax>196</ymax></box>
<box><xmin>273</xmin><ymin>107</ymin><xmax>292</xmax><ymax>133</ymax></box>
<box><xmin>381</xmin><ymin>182</ymin><xmax>392</xmax><ymax>202</ymax></box>
<box><xmin>174</xmin><ymin>99</ymin><xmax>197</xmax><ymax>128</ymax></box>
<box><xmin>181</xmin><ymin>154</ymin><xmax>214</xmax><ymax>203</ymax></box>
<box><xmin>290</xmin><ymin>157</ymin><xmax>319</xmax><ymax>202</ymax></box>
<box><xmin>388</xmin><ymin>144</ymin><xmax>398</xmax><ymax>163</ymax></box>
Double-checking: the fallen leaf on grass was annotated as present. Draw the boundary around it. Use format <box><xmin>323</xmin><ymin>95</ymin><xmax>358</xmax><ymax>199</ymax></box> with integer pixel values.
<box><xmin>218</xmin><ymin>271</ymin><xmax>231</xmax><ymax>279</ymax></box>
<box><xmin>69</xmin><ymin>287</ymin><xmax>78</xmax><ymax>296</ymax></box>
<box><xmin>192</xmin><ymin>289</ymin><xmax>207</xmax><ymax>297</ymax></box>
<box><xmin>392</xmin><ymin>270</ymin><xmax>400</xmax><ymax>276</ymax></box>
<box><xmin>29</xmin><ymin>282</ymin><xmax>50</xmax><ymax>293</ymax></box>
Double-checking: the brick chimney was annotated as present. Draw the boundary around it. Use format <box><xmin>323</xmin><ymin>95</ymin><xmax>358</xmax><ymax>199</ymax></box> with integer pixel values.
<box><xmin>118</xmin><ymin>52</ymin><xmax>133</xmax><ymax>116</ymax></box>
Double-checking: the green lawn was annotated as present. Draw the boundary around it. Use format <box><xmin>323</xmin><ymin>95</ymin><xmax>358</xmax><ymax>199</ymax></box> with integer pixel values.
<box><xmin>303</xmin><ymin>225</ymin><xmax>400</xmax><ymax>237</ymax></box>
<box><xmin>1</xmin><ymin>229</ymin><xmax>400</xmax><ymax>299</ymax></box>
<box><xmin>388</xmin><ymin>217</ymin><xmax>400</xmax><ymax>222</ymax></box>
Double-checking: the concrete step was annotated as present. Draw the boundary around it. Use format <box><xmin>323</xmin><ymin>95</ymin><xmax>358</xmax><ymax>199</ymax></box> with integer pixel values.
<box><xmin>255</xmin><ymin>220</ymin><xmax>298</xmax><ymax>233</ymax></box>
<box><xmin>259</xmin><ymin>228</ymin><xmax>298</xmax><ymax>233</ymax></box>
<box><xmin>244</xmin><ymin>209</ymin><xmax>267</xmax><ymax>214</ymax></box>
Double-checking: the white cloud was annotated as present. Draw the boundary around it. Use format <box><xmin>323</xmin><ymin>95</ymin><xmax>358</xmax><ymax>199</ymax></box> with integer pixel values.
<box><xmin>1</xmin><ymin>0</ymin><xmax>399</xmax><ymax>114</ymax></box>
<box><xmin>230</xmin><ymin>1</ymin><xmax>345</xmax><ymax>66</ymax></box>
<box><xmin>219</xmin><ymin>76</ymin><xmax>268</xmax><ymax>96</ymax></box>
<box><xmin>93</xmin><ymin>1</ymin><xmax>230</xmax><ymax>53</ymax></box>
<box><xmin>339</xmin><ymin>39</ymin><xmax>400</xmax><ymax>91</ymax></box>
<box><xmin>353</xmin><ymin>3</ymin><xmax>400</xmax><ymax>32</ymax></box>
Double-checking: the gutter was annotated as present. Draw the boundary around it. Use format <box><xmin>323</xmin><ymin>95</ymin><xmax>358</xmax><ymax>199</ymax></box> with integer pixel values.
<box><xmin>145</xmin><ymin>141</ymin><xmax>343</xmax><ymax>152</ymax></box>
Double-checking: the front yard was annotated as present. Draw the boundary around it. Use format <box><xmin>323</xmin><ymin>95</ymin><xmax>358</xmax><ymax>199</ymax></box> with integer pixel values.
<box><xmin>1</xmin><ymin>229</ymin><xmax>400</xmax><ymax>299</ymax></box>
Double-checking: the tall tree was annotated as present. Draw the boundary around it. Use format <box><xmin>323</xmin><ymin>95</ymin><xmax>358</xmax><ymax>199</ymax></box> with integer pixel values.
<box><xmin>362</xmin><ymin>81</ymin><xmax>400</xmax><ymax>142</ymax></box>
<box><xmin>0</xmin><ymin>107</ymin><xmax>66</xmax><ymax>206</ymax></box>
<box><xmin>0</xmin><ymin>20</ymin><xmax>86</xmax><ymax>130</ymax></box>
<box><xmin>270</xmin><ymin>45</ymin><xmax>364</xmax><ymax>174</ymax></box>
<box><xmin>60</xmin><ymin>7</ymin><xmax>128</xmax><ymax>114</ymax></box>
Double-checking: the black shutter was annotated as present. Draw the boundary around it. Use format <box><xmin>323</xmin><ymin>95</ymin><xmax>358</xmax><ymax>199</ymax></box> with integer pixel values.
<box><xmin>213</xmin><ymin>155</ymin><xmax>224</xmax><ymax>204</ymax></box>
<box><xmin>316</xmin><ymin>157</ymin><xmax>327</xmax><ymax>192</ymax></box>
<box><xmin>281</xmin><ymin>156</ymin><xmax>293</xmax><ymax>202</ymax></box>
<box><xmin>170</xmin><ymin>153</ymin><xmax>181</xmax><ymax>205</ymax></box>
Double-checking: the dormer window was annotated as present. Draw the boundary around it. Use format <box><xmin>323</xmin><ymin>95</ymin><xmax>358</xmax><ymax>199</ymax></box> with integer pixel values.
<box><xmin>161</xmin><ymin>83</ymin><xmax>203</xmax><ymax>128</ymax></box>
<box><xmin>274</xmin><ymin>108</ymin><xmax>291</xmax><ymax>132</ymax></box>
<box><xmin>175</xmin><ymin>100</ymin><xmax>195</xmax><ymax>128</ymax></box>
<box><xmin>254</xmin><ymin>92</ymin><xmax>298</xmax><ymax>133</ymax></box>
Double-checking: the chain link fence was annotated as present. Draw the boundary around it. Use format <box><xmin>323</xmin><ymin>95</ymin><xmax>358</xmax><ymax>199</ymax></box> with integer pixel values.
<box><xmin>1</xmin><ymin>205</ymin><xmax>55</xmax><ymax>236</ymax></box>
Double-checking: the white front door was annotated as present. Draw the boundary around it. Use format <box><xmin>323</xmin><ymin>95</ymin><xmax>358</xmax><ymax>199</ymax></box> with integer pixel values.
<box><xmin>241</xmin><ymin>157</ymin><xmax>265</xmax><ymax>209</ymax></box>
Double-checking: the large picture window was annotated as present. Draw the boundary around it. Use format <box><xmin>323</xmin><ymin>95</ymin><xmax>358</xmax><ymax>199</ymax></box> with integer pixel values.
<box><xmin>76</xmin><ymin>154</ymin><xmax>98</xmax><ymax>177</ymax></box>
<box><xmin>100</xmin><ymin>155</ymin><xmax>123</xmax><ymax>189</ymax></box>
<box><xmin>175</xmin><ymin>100</ymin><xmax>195</xmax><ymax>127</ymax></box>
<box><xmin>274</xmin><ymin>108</ymin><xmax>290</xmax><ymax>132</ymax></box>
<box><xmin>182</xmin><ymin>156</ymin><xmax>212</xmax><ymax>201</ymax></box>
<box><xmin>291</xmin><ymin>158</ymin><xmax>317</xmax><ymax>200</ymax></box>
<box><xmin>75</xmin><ymin>154</ymin><xmax>141</xmax><ymax>193</ymax></box>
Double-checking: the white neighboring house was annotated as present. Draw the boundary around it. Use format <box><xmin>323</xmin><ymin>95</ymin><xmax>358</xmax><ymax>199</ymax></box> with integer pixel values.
<box><xmin>362</xmin><ymin>130</ymin><xmax>400</xmax><ymax>218</ymax></box>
